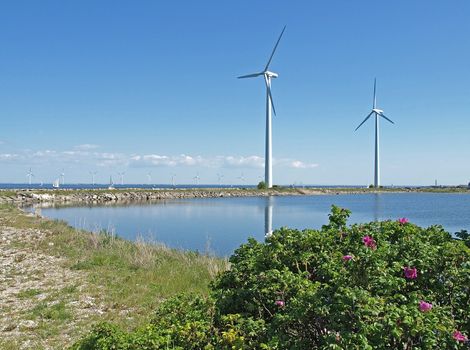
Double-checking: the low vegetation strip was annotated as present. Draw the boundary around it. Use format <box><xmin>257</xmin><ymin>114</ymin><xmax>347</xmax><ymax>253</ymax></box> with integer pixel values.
<box><xmin>0</xmin><ymin>205</ymin><xmax>227</xmax><ymax>349</ymax></box>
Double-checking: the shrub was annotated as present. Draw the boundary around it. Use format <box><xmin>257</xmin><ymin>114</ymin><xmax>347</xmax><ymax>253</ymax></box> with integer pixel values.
<box><xmin>213</xmin><ymin>206</ymin><xmax>470</xmax><ymax>349</ymax></box>
<box><xmin>73</xmin><ymin>206</ymin><xmax>470</xmax><ymax>349</ymax></box>
<box><xmin>257</xmin><ymin>181</ymin><xmax>267</xmax><ymax>190</ymax></box>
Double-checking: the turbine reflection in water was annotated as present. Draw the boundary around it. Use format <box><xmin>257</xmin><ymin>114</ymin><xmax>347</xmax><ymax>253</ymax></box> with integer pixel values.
<box><xmin>264</xmin><ymin>196</ymin><xmax>274</xmax><ymax>237</ymax></box>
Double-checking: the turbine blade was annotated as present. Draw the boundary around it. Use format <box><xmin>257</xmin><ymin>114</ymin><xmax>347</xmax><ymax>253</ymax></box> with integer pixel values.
<box><xmin>380</xmin><ymin>113</ymin><xmax>395</xmax><ymax>124</ymax></box>
<box><xmin>355</xmin><ymin>111</ymin><xmax>374</xmax><ymax>131</ymax></box>
<box><xmin>238</xmin><ymin>72</ymin><xmax>263</xmax><ymax>79</ymax></box>
<box><xmin>264</xmin><ymin>75</ymin><xmax>276</xmax><ymax>116</ymax></box>
<box><xmin>264</xmin><ymin>25</ymin><xmax>286</xmax><ymax>71</ymax></box>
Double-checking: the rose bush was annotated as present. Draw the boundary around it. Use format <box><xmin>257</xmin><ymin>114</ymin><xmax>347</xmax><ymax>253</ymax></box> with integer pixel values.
<box><xmin>74</xmin><ymin>206</ymin><xmax>469</xmax><ymax>349</ymax></box>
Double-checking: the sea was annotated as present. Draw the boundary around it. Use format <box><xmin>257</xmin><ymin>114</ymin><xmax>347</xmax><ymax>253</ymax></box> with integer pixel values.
<box><xmin>18</xmin><ymin>191</ymin><xmax>470</xmax><ymax>256</ymax></box>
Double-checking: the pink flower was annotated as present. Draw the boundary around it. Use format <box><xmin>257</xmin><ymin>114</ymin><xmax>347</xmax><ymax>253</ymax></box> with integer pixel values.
<box><xmin>453</xmin><ymin>330</ymin><xmax>468</xmax><ymax>342</ymax></box>
<box><xmin>403</xmin><ymin>266</ymin><xmax>418</xmax><ymax>279</ymax></box>
<box><xmin>275</xmin><ymin>300</ymin><xmax>285</xmax><ymax>307</ymax></box>
<box><xmin>362</xmin><ymin>235</ymin><xmax>377</xmax><ymax>250</ymax></box>
<box><xmin>398</xmin><ymin>217</ymin><xmax>409</xmax><ymax>224</ymax></box>
<box><xmin>418</xmin><ymin>300</ymin><xmax>432</xmax><ymax>312</ymax></box>
<box><xmin>342</xmin><ymin>255</ymin><xmax>353</xmax><ymax>262</ymax></box>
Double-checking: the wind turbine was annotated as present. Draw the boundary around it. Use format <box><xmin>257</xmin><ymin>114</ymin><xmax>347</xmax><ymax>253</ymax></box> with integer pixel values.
<box><xmin>89</xmin><ymin>171</ymin><xmax>97</xmax><ymax>185</ymax></box>
<box><xmin>60</xmin><ymin>168</ymin><xmax>65</xmax><ymax>185</ymax></box>
<box><xmin>217</xmin><ymin>173</ymin><xmax>224</xmax><ymax>187</ymax></box>
<box><xmin>193</xmin><ymin>173</ymin><xmax>200</xmax><ymax>186</ymax></box>
<box><xmin>171</xmin><ymin>174</ymin><xmax>176</xmax><ymax>187</ymax></box>
<box><xmin>237</xmin><ymin>173</ymin><xmax>246</xmax><ymax>185</ymax></box>
<box><xmin>26</xmin><ymin>168</ymin><xmax>34</xmax><ymax>185</ymax></box>
<box><xmin>117</xmin><ymin>171</ymin><xmax>125</xmax><ymax>185</ymax></box>
<box><xmin>147</xmin><ymin>172</ymin><xmax>152</xmax><ymax>184</ymax></box>
<box><xmin>238</xmin><ymin>25</ymin><xmax>286</xmax><ymax>189</ymax></box>
<box><xmin>355</xmin><ymin>79</ymin><xmax>395</xmax><ymax>188</ymax></box>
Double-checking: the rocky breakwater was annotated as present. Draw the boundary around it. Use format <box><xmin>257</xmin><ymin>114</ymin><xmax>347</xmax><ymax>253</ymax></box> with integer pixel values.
<box><xmin>0</xmin><ymin>188</ymin><xmax>320</xmax><ymax>205</ymax></box>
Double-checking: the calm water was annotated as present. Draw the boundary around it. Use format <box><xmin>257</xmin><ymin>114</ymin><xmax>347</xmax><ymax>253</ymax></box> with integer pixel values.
<box><xmin>36</xmin><ymin>193</ymin><xmax>470</xmax><ymax>256</ymax></box>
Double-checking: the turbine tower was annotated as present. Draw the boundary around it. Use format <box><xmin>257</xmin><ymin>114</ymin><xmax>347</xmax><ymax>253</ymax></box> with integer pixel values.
<box><xmin>355</xmin><ymin>79</ymin><xmax>395</xmax><ymax>188</ymax></box>
<box><xmin>171</xmin><ymin>174</ymin><xmax>176</xmax><ymax>187</ymax></box>
<box><xmin>217</xmin><ymin>173</ymin><xmax>224</xmax><ymax>187</ymax></box>
<box><xmin>117</xmin><ymin>171</ymin><xmax>125</xmax><ymax>185</ymax></box>
<box><xmin>193</xmin><ymin>173</ymin><xmax>200</xmax><ymax>186</ymax></box>
<box><xmin>60</xmin><ymin>169</ymin><xmax>65</xmax><ymax>185</ymax></box>
<box><xmin>89</xmin><ymin>171</ymin><xmax>97</xmax><ymax>185</ymax></box>
<box><xmin>27</xmin><ymin>168</ymin><xmax>34</xmax><ymax>185</ymax></box>
<box><xmin>238</xmin><ymin>26</ymin><xmax>286</xmax><ymax>189</ymax></box>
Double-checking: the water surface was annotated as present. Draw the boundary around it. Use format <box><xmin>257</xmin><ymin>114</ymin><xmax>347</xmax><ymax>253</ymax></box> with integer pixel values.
<box><xmin>37</xmin><ymin>193</ymin><xmax>470</xmax><ymax>256</ymax></box>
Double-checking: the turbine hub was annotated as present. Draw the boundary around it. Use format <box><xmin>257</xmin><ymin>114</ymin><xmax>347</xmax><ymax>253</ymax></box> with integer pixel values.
<box><xmin>372</xmin><ymin>108</ymin><xmax>383</xmax><ymax>114</ymax></box>
<box><xmin>264</xmin><ymin>71</ymin><xmax>278</xmax><ymax>78</ymax></box>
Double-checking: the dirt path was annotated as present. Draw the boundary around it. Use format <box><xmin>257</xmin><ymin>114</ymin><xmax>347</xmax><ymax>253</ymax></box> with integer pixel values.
<box><xmin>0</xmin><ymin>212</ymin><xmax>104</xmax><ymax>349</ymax></box>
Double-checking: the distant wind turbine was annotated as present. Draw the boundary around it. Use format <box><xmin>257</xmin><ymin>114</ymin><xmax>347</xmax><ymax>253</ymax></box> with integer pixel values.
<box><xmin>193</xmin><ymin>173</ymin><xmax>200</xmax><ymax>186</ymax></box>
<box><xmin>27</xmin><ymin>168</ymin><xmax>34</xmax><ymax>185</ymax></box>
<box><xmin>147</xmin><ymin>172</ymin><xmax>152</xmax><ymax>184</ymax></box>
<box><xmin>217</xmin><ymin>173</ymin><xmax>224</xmax><ymax>187</ymax></box>
<box><xmin>60</xmin><ymin>169</ymin><xmax>65</xmax><ymax>185</ymax></box>
<box><xmin>89</xmin><ymin>171</ymin><xmax>97</xmax><ymax>185</ymax></box>
<box><xmin>171</xmin><ymin>174</ymin><xmax>176</xmax><ymax>187</ymax></box>
<box><xmin>355</xmin><ymin>78</ymin><xmax>395</xmax><ymax>188</ymax></box>
<box><xmin>117</xmin><ymin>171</ymin><xmax>125</xmax><ymax>185</ymax></box>
<box><xmin>237</xmin><ymin>173</ymin><xmax>246</xmax><ymax>184</ymax></box>
<box><xmin>238</xmin><ymin>25</ymin><xmax>286</xmax><ymax>189</ymax></box>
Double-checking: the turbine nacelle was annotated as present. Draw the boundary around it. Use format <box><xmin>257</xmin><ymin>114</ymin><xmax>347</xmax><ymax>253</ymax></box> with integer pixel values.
<box><xmin>264</xmin><ymin>71</ymin><xmax>278</xmax><ymax>78</ymax></box>
<box><xmin>372</xmin><ymin>108</ymin><xmax>384</xmax><ymax>114</ymax></box>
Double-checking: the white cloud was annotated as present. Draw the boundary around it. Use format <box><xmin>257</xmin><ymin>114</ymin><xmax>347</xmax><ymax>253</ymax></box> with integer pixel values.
<box><xmin>0</xmin><ymin>148</ymin><xmax>318</xmax><ymax>170</ymax></box>
<box><xmin>74</xmin><ymin>144</ymin><xmax>99</xmax><ymax>150</ymax></box>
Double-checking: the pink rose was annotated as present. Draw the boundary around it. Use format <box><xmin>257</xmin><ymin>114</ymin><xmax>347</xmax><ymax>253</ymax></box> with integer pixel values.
<box><xmin>275</xmin><ymin>300</ymin><xmax>285</xmax><ymax>307</ymax></box>
<box><xmin>398</xmin><ymin>217</ymin><xmax>409</xmax><ymax>224</ymax></box>
<box><xmin>403</xmin><ymin>266</ymin><xmax>418</xmax><ymax>279</ymax></box>
<box><xmin>453</xmin><ymin>330</ymin><xmax>468</xmax><ymax>342</ymax></box>
<box><xmin>418</xmin><ymin>300</ymin><xmax>432</xmax><ymax>312</ymax></box>
<box><xmin>362</xmin><ymin>235</ymin><xmax>377</xmax><ymax>250</ymax></box>
<box><xmin>342</xmin><ymin>255</ymin><xmax>353</xmax><ymax>262</ymax></box>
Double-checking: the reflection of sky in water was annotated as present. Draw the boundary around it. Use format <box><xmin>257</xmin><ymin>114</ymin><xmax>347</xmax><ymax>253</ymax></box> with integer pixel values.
<box><xmin>39</xmin><ymin>193</ymin><xmax>470</xmax><ymax>256</ymax></box>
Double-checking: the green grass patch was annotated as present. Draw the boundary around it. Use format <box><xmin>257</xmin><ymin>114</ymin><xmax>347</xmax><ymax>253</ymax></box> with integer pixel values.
<box><xmin>16</xmin><ymin>288</ymin><xmax>42</xmax><ymax>299</ymax></box>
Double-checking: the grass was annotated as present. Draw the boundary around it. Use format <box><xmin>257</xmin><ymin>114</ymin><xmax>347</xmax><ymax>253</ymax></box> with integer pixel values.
<box><xmin>0</xmin><ymin>204</ymin><xmax>228</xmax><ymax>346</ymax></box>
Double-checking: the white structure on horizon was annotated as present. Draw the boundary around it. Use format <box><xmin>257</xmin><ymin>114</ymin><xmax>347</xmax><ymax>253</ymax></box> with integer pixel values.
<box><xmin>60</xmin><ymin>168</ymin><xmax>65</xmax><ymax>185</ymax></box>
<box><xmin>193</xmin><ymin>173</ymin><xmax>200</xmax><ymax>186</ymax></box>
<box><xmin>117</xmin><ymin>171</ymin><xmax>125</xmax><ymax>185</ymax></box>
<box><xmin>355</xmin><ymin>79</ymin><xmax>395</xmax><ymax>188</ymax></box>
<box><xmin>238</xmin><ymin>26</ymin><xmax>286</xmax><ymax>189</ymax></box>
<box><xmin>27</xmin><ymin>168</ymin><xmax>34</xmax><ymax>185</ymax></box>
<box><xmin>89</xmin><ymin>171</ymin><xmax>97</xmax><ymax>185</ymax></box>
<box><xmin>217</xmin><ymin>173</ymin><xmax>224</xmax><ymax>187</ymax></box>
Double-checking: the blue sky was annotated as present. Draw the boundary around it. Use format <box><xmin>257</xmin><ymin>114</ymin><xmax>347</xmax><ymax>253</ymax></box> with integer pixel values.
<box><xmin>1</xmin><ymin>1</ymin><xmax>469</xmax><ymax>185</ymax></box>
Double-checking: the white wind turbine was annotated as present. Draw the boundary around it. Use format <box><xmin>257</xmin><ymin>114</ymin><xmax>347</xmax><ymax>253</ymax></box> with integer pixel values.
<box><xmin>238</xmin><ymin>26</ymin><xmax>286</xmax><ymax>189</ymax></box>
<box><xmin>147</xmin><ymin>172</ymin><xmax>152</xmax><ymax>184</ymax></box>
<box><xmin>60</xmin><ymin>168</ymin><xmax>65</xmax><ymax>185</ymax></box>
<box><xmin>27</xmin><ymin>168</ymin><xmax>34</xmax><ymax>185</ymax></box>
<box><xmin>117</xmin><ymin>171</ymin><xmax>125</xmax><ymax>185</ymax></box>
<box><xmin>217</xmin><ymin>173</ymin><xmax>224</xmax><ymax>187</ymax></box>
<box><xmin>193</xmin><ymin>173</ymin><xmax>200</xmax><ymax>186</ymax></box>
<box><xmin>171</xmin><ymin>174</ymin><xmax>176</xmax><ymax>187</ymax></box>
<box><xmin>89</xmin><ymin>171</ymin><xmax>97</xmax><ymax>185</ymax></box>
<box><xmin>355</xmin><ymin>79</ymin><xmax>395</xmax><ymax>188</ymax></box>
<box><xmin>237</xmin><ymin>173</ymin><xmax>246</xmax><ymax>185</ymax></box>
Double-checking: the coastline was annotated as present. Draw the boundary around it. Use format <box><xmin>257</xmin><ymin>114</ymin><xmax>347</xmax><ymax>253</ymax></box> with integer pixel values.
<box><xmin>1</xmin><ymin>186</ymin><xmax>469</xmax><ymax>205</ymax></box>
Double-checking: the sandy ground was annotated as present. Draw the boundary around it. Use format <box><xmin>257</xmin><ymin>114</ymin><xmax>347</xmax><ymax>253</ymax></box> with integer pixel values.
<box><xmin>0</xmin><ymin>212</ymin><xmax>104</xmax><ymax>349</ymax></box>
